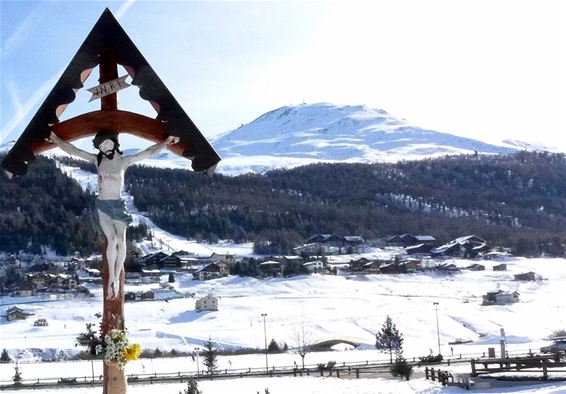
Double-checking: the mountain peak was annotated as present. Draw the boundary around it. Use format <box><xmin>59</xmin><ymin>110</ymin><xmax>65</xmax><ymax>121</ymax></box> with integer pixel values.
<box><xmin>212</xmin><ymin>103</ymin><xmax>516</xmax><ymax>174</ymax></box>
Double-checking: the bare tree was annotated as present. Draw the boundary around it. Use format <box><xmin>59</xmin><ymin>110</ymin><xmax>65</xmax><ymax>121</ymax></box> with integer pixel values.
<box><xmin>293</xmin><ymin>317</ymin><xmax>313</xmax><ymax>370</ymax></box>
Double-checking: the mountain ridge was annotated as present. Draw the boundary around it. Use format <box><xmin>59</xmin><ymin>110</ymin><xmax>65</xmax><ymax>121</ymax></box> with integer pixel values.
<box><xmin>211</xmin><ymin>102</ymin><xmax>521</xmax><ymax>174</ymax></box>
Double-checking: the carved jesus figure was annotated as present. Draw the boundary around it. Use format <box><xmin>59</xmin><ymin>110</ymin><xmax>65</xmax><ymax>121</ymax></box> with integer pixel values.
<box><xmin>47</xmin><ymin>131</ymin><xmax>179</xmax><ymax>299</ymax></box>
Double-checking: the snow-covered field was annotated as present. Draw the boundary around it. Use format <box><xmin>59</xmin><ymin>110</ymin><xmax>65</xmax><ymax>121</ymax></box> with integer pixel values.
<box><xmin>2</xmin><ymin>157</ymin><xmax>565</xmax><ymax>392</ymax></box>
<box><xmin>2</xmin><ymin>257</ymin><xmax>566</xmax><ymax>392</ymax></box>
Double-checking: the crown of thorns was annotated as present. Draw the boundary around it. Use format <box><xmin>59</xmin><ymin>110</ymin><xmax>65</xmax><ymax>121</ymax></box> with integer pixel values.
<box><xmin>93</xmin><ymin>132</ymin><xmax>119</xmax><ymax>150</ymax></box>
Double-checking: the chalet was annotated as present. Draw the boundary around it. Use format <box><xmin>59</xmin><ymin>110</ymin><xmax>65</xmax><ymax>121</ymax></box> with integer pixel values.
<box><xmin>363</xmin><ymin>261</ymin><xmax>382</xmax><ymax>273</ymax></box>
<box><xmin>405</xmin><ymin>243</ymin><xmax>433</xmax><ymax>255</ymax></box>
<box><xmin>398</xmin><ymin>258</ymin><xmax>422</xmax><ymax>272</ymax></box>
<box><xmin>12</xmin><ymin>280</ymin><xmax>36</xmax><ymax>297</ymax></box>
<box><xmin>493</xmin><ymin>263</ymin><xmax>507</xmax><ymax>271</ymax></box>
<box><xmin>293</xmin><ymin>243</ymin><xmax>335</xmax><ymax>256</ymax></box>
<box><xmin>142</xmin><ymin>252</ymin><xmax>168</xmax><ymax>266</ymax></box>
<box><xmin>27</xmin><ymin>273</ymin><xmax>52</xmax><ymax>290</ymax></box>
<box><xmin>259</xmin><ymin>260</ymin><xmax>282</xmax><ymax>276</ymax></box>
<box><xmin>193</xmin><ymin>262</ymin><xmax>229</xmax><ymax>281</ymax></box>
<box><xmin>140</xmin><ymin>291</ymin><xmax>155</xmax><ymax>301</ymax></box>
<box><xmin>482</xmin><ymin>290</ymin><xmax>519</xmax><ymax>305</ymax></box>
<box><xmin>141</xmin><ymin>269</ymin><xmax>162</xmax><ymax>283</ymax></box>
<box><xmin>467</xmin><ymin>263</ymin><xmax>486</xmax><ymax>271</ymax></box>
<box><xmin>387</xmin><ymin>234</ymin><xmax>436</xmax><ymax>247</ymax></box>
<box><xmin>5</xmin><ymin>306</ymin><xmax>33</xmax><ymax>321</ymax></box>
<box><xmin>432</xmin><ymin>235</ymin><xmax>487</xmax><ymax>258</ymax></box>
<box><xmin>350</xmin><ymin>257</ymin><xmax>371</xmax><ymax>271</ymax></box>
<box><xmin>211</xmin><ymin>253</ymin><xmax>237</xmax><ymax>265</ymax></box>
<box><xmin>302</xmin><ymin>234</ymin><xmax>366</xmax><ymax>254</ymax></box>
<box><xmin>159</xmin><ymin>254</ymin><xmax>182</xmax><ymax>268</ymax></box>
<box><xmin>195</xmin><ymin>294</ymin><xmax>218</xmax><ymax>311</ymax></box>
<box><xmin>306</xmin><ymin>234</ymin><xmax>343</xmax><ymax>244</ymax></box>
<box><xmin>379</xmin><ymin>263</ymin><xmax>401</xmax><ymax>274</ymax></box>
<box><xmin>61</xmin><ymin>276</ymin><xmax>79</xmax><ymax>290</ymax></box>
<box><xmin>514</xmin><ymin>272</ymin><xmax>537</xmax><ymax>281</ymax></box>
<box><xmin>303</xmin><ymin>261</ymin><xmax>324</xmax><ymax>272</ymax></box>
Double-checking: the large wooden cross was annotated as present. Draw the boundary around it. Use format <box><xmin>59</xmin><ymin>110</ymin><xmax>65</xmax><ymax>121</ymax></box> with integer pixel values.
<box><xmin>2</xmin><ymin>8</ymin><xmax>220</xmax><ymax>394</ymax></box>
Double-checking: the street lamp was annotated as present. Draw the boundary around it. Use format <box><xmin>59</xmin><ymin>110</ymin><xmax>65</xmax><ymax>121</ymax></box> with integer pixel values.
<box><xmin>261</xmin><ymin>313</ymin><xmax>268</xmax><ymax>372</ymax></box>
<box><xmin>433</xmin><ymin>302</ymin><xmax>441</xmax><ymax>355</ymax></box>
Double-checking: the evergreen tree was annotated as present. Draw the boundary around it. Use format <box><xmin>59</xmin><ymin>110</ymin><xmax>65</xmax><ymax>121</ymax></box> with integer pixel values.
<box><xmin>179</xmin><ymin>378</ymin><xmax>200</xmax><ymax>394</ymax></box>
<box><xmin>390</xmin><ymin>350</ymin><xmax>413</xmax><ymax>381</ymax></box>
<box><xmin>202</xmin><ymin>338</ymin><xmax>218</xmax><ymax>374</ymax></box>
<box><xmin>376</xmin><ymin>315</ymin><xmax>404</xmax><ymax>363</ymax></box>
<box><xmin>13</xmin><ymin>365</ymin><xmax>22</xmax><ymax>385</ymax></box>
<box><xmin>267</xmin><ymin>339</ymin><xmax>281</xmax><ymax>353</ymax></box>
<box><xmin>0</xmin><ymin>349</ymin><xmax>11</xmax><ymax>363</ymax></box>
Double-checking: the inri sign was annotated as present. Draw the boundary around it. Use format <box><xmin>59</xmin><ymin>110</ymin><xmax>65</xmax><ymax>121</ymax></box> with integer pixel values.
<box><xmin>87</xmin><ymin>75</ymin><xmax>130</xmax><ymax>102</ymax></box>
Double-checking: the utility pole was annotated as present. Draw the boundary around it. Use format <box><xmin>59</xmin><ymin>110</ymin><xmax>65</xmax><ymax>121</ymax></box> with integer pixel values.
<box><xmin>261</xmin><ymin>313</ymin><xmax>268</xmax><ymax>372</ymax></box>
<box><xmin>433</xmin><ymin>302</ymin><xmax>441</xmax><ymax>355</ymax></box>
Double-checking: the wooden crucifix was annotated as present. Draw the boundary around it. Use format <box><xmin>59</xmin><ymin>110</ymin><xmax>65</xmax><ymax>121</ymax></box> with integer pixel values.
<box><xmin>2</xmin><ymin>9</ymin><xmax>220</xmax><ymax>394</ymax></box>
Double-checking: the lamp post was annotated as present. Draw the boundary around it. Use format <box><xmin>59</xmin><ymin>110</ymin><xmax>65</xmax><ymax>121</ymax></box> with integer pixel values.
<box><xmin>261</xmin><ymin>313</ymin><xmax>268</xmax><ymax>372</ymax></box>
<box><xmin>433</xmin><ymin>302</ymin><xmax>441</xmax><ymax>355</ymax></box>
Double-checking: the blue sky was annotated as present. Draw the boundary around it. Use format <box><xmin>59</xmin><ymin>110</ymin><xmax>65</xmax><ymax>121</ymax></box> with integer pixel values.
<box><xmin>1</xmin><ymin>0</ymin><xmax>565</xmax><ymax>151</ymax></box>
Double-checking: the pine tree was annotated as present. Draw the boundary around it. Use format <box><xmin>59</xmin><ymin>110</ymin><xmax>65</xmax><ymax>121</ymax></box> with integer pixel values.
<box><xmin>375</xmin><ymin>315</ymin><xmax>404</xmax><ymax>363</ymax></box>
<box><xmin>179</xmin><ymin>378</ymin><xmax>201</xmax><ymax>394</ymax></box>
<box><xmin>202</xmin><ymin>338</ymin><xmax>218</xmax><ymax>374</ymax></box>
<box><xmin>267</xmin><ymin>339</ymin><xmax>281</xmax><ymax>353</ymax></box>
<box><xmin>390</xmin><ymin>350</ymin><xmax>413</xmax><ymax>381</ymax></box>
<box><xmin>0</xmin><ymin>349</ymin><xmax>11</xmax><ymax>363</ymax></box>
<box><xmin>13</xmin><ymin>365</ymin><xmax>22</xmax><ymax>385</ymax></box>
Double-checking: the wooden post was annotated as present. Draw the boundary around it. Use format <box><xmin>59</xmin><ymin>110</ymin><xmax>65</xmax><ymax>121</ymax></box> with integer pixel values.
<box><xmin>99</xmin><ymin>51</ymin><xmax>127</xmax><ymax>394</ymax></box>
<box><xmin>471</xmin><ymin>359</ymin><xmax>477</xmax><ymax>377</ymax></box>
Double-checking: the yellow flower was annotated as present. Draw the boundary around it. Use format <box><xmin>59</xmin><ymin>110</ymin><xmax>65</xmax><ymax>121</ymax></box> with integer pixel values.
<box><xmin>123</xmin><ymin>344</ymin><xmax>141</xmax><ymax>362</ymax></box>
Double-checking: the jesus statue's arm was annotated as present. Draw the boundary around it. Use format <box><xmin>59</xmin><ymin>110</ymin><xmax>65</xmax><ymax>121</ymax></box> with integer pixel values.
<box><xmin>47</xmin><ymin>132</ymin><xmax>97</xmax><ymax>163</ymax></box>
<box><xmin>124</xmin><ymin>136</ymin><xmax>179</xmax><ymax>166</ymax></box>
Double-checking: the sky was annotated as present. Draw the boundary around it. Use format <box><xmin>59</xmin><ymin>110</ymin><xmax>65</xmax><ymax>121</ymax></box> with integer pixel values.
<box><xmin>1</xmin><ymin>0</ymin><xmax>565</xmax><ymax>152</ymax></box>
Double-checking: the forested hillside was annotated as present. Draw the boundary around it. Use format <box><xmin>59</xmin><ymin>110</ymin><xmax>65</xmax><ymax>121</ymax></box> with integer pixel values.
<box><xmin>0</xmin><ymin>154</ymin><xmax>99</xmax><ymax>255</ymax></box>
<box><xmin>2</xmin><ymin>151</ymin><xmax>565</xmax><ymax>257</ymax></box>
<box><xmin>124</xmin><ymin>151</ymin><xmax>566</xmax><ymax>256</ymax></box>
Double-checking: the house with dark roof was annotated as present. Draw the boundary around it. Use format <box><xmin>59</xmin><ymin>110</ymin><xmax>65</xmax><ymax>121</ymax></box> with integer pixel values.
<box><xmin>159</xmin><ymin>254</ymin><xmax>182</xmax><ymax>268</ymax></box>
<box><xmin>142</xmin><ymin>252</ymin><xmax>168</xmax><ymax>266</ymax></box>
<box><xmin>482</xmin><ymin>290</ymin><xmax>519</xmax><ymax>305</ymax></box>
<box><xmin>514</xmin><ymin>272</ymin><xmax>537</xmax><ymax>281</ymax></box>
<box><xmin>5</xmin><ymin>306</ymin><xmax>34</xmax><ymax>321</ymax></box>
<box><xmin>431</xmin><ymin>235</ymin><xmax>487</xmax><ymax>258</ymax></box>
<box><xmin>193</xmin><ymin>263</ymin><xmax>229</xmax><ymax>281</ymax></box>
<box><xmin>11</xmin><ymin>280</ymin><xmax>36</xmax><ymax>297</ymax></box>
<box><xmin>300</xmin><ymin>234</ymin><xmax>366</xmax><ymax>255</ymax></box>
<box><xmin>388</xmin><ymin>234</ymin><xmax>436</xmax><ymax>246</ymax></box>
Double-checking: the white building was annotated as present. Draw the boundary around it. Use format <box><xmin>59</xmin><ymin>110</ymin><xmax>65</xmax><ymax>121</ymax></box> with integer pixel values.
<box><xmin>195</xmin><ymin>294</ymin><xmax>218</xmax><ymax>312</ymax></box>
<box><xmin>303</xmin><ymin>261</ymin><xmax>324</xmax><ymax>272</ymax></box>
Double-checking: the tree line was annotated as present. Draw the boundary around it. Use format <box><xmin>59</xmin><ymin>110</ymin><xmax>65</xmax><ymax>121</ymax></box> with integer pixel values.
<box><xmin>1</xmin><ymin>151</ymin><xmax>565</xmax><ymax>257</ymax></box>
<box><xmin>124</xmin><ymin>151</ymin><xmax>566</xmax><ymax>256</ymax></box>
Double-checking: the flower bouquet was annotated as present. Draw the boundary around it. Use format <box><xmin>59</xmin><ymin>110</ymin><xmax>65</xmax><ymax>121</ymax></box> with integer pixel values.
<box><xmin>79</xmin><ymin>320</ymin><xmax>141</xmax><ymax>370</ymax></box>
<box><xmin>98</xmin><ymin>329</ymin><xmax>141</xmax><ymax>369</ymax></box>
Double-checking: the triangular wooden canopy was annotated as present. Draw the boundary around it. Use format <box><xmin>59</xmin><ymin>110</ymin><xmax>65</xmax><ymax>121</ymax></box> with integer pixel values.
<box><xmin>2</xmin><ymin>8</ymin><xmax>220</xmax><ymax>176</ymax></box>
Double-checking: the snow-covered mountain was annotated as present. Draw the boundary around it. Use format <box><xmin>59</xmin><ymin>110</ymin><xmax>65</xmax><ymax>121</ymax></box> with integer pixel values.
<box><xmin>212</xmin><ymin>103</ymin><xmax>518</xmax><ymax>174</ymax></box>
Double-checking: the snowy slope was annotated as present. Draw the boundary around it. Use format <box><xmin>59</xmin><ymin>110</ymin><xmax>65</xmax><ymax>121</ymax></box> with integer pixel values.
<box><xmin>212</xmin><ymin>103</ymin><xmax>519</xmax><ymax>174</ymax></box>
<box><xmin>54</xmin><ymin>160</ymin><xmax>253</xmax><ymax>258</ymax></box>
<box><xmin>1</xmin><ymin>257</ymin><xmax>565</xmax><ymax>365</ymax></box>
